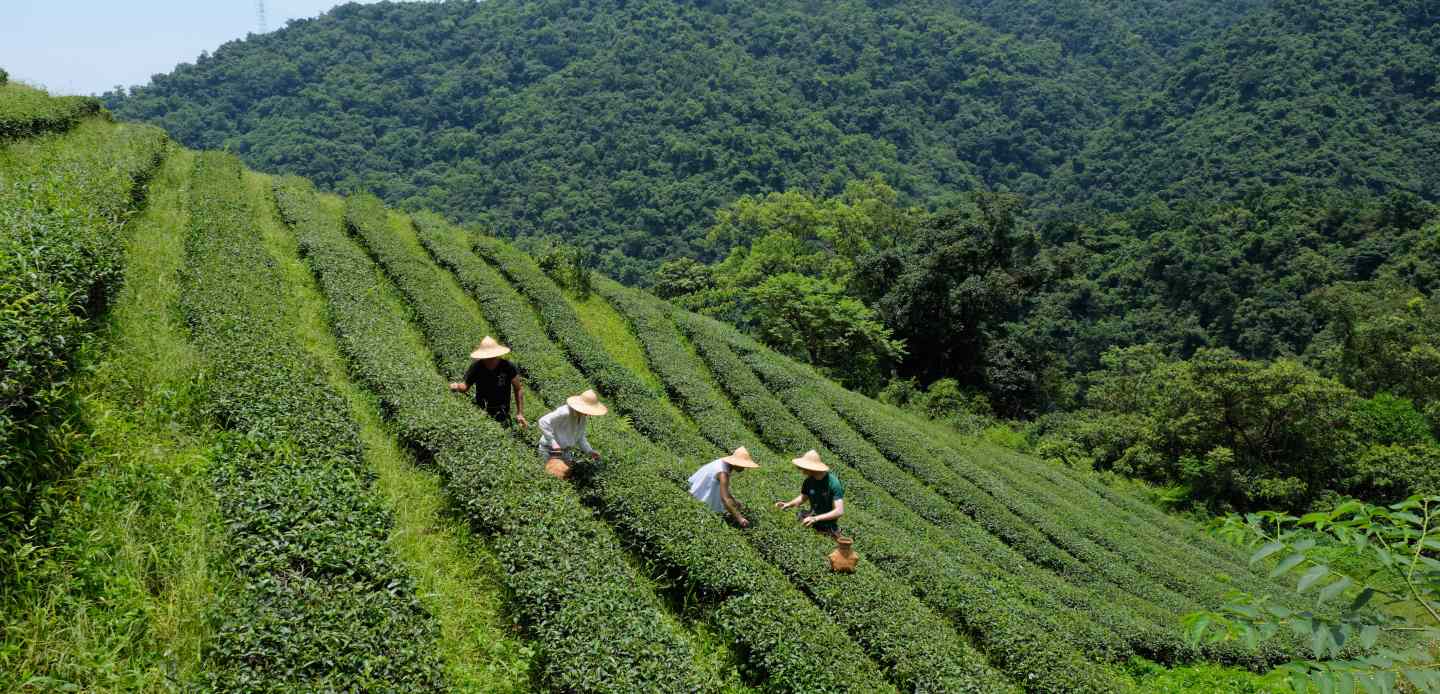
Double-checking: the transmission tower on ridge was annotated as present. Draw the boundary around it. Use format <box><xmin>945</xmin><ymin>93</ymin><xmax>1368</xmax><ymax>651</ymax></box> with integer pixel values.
<box><xmin>256</xmin><ymin>0</ymin><xmax>268</xmax><ymax>33</ymax></box>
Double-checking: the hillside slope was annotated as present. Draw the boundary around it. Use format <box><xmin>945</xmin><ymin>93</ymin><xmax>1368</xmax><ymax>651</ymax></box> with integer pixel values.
<box><xmin>3</xmin><ymin>87</ymin><xmax>1323</xmax><ymax>691</ymax></box>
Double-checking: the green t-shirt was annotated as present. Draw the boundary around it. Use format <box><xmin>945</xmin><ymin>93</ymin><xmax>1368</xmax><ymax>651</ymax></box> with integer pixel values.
<box><xmin>800</xmin><ymin>472</ymin><xmax>845</xmax><ymax>530</ymax></box>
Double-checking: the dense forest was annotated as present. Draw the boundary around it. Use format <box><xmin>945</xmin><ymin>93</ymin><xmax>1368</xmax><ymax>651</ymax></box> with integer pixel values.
<box><xmin>104</xmin><ymin>0</ymin><xmax>1440</xmax><ymax>512</ymax></box>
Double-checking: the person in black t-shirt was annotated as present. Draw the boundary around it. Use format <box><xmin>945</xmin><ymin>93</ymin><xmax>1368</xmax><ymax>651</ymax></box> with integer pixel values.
<box><xmin>448</xmin><ymin>336</ymin><xmax>528</xmax><ymax>428</ymax></box>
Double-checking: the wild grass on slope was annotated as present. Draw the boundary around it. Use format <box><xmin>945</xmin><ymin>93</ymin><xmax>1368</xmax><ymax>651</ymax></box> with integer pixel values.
<box><xmin>251</xmin><ymin>176</ymin><xmax>534</xmax><ymax>692</ymax></box>
<box><xmin>0</xmin><ymin>119</ymin><xmax>166</xmax><ymax>556</ymax></box>
<box><xmin>0</xmin><ymin>148</ymin><xmax>227</xmax><ymax>691</ymax></box>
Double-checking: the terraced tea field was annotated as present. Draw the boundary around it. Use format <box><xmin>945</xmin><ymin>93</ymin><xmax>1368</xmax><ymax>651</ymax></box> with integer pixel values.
<box><xmin>3</xmin><ymin>85</ymin><xmax>1314</xmax><ymax>692</ymax></box>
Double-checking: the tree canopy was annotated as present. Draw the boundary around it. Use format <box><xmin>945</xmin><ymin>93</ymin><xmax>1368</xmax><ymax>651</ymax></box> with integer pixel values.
<box><xmin>106</xmin><ymin>0</ymin><xmax>1439</xmax><ymax>281</ymax></box>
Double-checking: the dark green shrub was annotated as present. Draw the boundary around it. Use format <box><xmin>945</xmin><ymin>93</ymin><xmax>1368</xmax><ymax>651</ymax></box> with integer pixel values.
<box><xmin>428</xmin><ymin>222</ymin><xmax>1006</xmax><ymax>692</ymax></box>
<box><xmin>277</xmin><ymin>180</ymin><xmax>718</xmax><ymax>693</ymax></box>
<box><xmin>181</xmin><ymin>154</ymin><xmax>444</xmax><ymax>691</ymax></box>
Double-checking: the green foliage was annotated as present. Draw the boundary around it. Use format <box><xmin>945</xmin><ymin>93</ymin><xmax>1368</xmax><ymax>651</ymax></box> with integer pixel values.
<box><xmin>180</xmin><ymin>153</ymin><xmax>445</xmax><ymax>690</ymax></box>
<box><xmin>277</xmin><ymin>177</ymin><xmax>721</xmax><ymax>693</ymax></box>
<box><xmin>0</xmin><ymin>83</ymin><xmax>103</xmax><ymax>140</ymax></box>
<box><xmin>464</xmin><ymin>230</ymin><xmax>1007</xmax><ymax>692</ymax></box>
<box><xmin>0</xmin><ymin>118</ymin><xmax>166</xmax><ymax>568</ymax></box>
<box><xmin>104</xmin><ymin>0</ymin><xmax>1130</xmax><ymax>282</ymax></box>
<box><xmin>1352</xmin><ymin>394</ymin><xmax>1436</xmax><ymax>447</ymax></box>
<box><xmin>534</xmin><ymin>240</ymin><xmax>594</xmax><ymax>299</ymax></box>
<box><xmin>1310</xmin><ymin>281</ymin><xmax>1440</xmax><ymax>408</ymax></box>
<box><xmin>653</xmin><ymin>257</ymin><xmax>713</xmax><ymax>299</ymax></box>
<box><xmin>1123</xmin><ymin>657</ymin><xmax>1288</xmax><ymax>694</ymax></box>
<box><xmin>1036</xmin><ymin>345</ymin><xmax>1440</xmax><ymax>512</ymax></box>
<box><xmin>410</xmin><ymin>218</ymin><xmax>903</xmax><ymax>693</ymax></box>
<box><xmin>880</xmin><ymin>377</ymin><xmax>994</xmax><ymax>434</ymax></box>
<box><xmin>1066</xmin><ymin>0</ymin><xmax>1440</xmax><ymax>212</ymax></box>
<box><xmin>97</xmin><ymin>0</ymin><xmax>1440</xmax><ymax>513</ymax></box>
<box><xmin>0</xmin><ymin>149</ymin><xmax>220</xmax><ymax>690</ymax></box>
<box><xmin>1188</xmin><ymin>496</ymin><xmax>1440</xmax><ymax>693</ymax></box>
<box><xmin>747</xmin><ymin>273</ymin><xmax>903</xmax><ymax>393</ymax></box>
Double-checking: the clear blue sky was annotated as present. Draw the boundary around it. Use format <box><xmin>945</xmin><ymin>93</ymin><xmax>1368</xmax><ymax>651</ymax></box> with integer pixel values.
<box><xmin>1</xmin><ymin>1</ymin><xmax>383</xmax><ymax>95</ymax></box>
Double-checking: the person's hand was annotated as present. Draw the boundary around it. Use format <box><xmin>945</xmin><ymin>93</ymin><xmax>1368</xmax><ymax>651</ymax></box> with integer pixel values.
<box><xmin>515</xmin><ymin>413</ymin><xmax>528</xmax><ymax>429</ymax></box>
<box><xmin>801</xmin><ymin>515</ymin><xmax>818</xmax><ymax>527</ymax></box>
<box><xmin>774</xmin><ymin>501</ymin><xmax>790</xmax><ymax>510</ymax></box>
<box><xmin>737</xmin><ymin>516</ymin><xmax>750</xmax><ymax>528</ymax></box>
<box><xmin>589</xmin><ymin>451</ymin><xmax>601</xmax><ymax>461</ymax></box>
<box><xmin>449</xmin><ymin>382</ymin><xmax>467</xmax><ymax>393</ymax></box>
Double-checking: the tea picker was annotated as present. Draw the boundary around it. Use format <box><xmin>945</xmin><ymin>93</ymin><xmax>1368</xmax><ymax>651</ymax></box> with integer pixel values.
<box><xmin>774</xmin><ymin>450</ymin><xmax>858</xmax><ymax>572</ymax></box>
<box><xmin>449</xmin><ymin>336</ymin><xmax>528</xmax><ymax>429</ymax></box>
<box><xmin>687</xmin><ymin>446</ymin><xmax>760</xmax><ymax>527</ymax></box>
<box><xmin>536</xmin><ymin>389</ymin><xmax>607</xmax><ymax>479</ymax></box>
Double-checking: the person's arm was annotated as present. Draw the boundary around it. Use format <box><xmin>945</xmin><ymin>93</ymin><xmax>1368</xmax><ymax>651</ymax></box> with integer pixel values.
<box><xmin>579</xmin><ymin>422</ymin><xmax>598</xmax><ymax>459</ymax></box>
<box><xmin>717</xmin><ymin>471</ymin><xmax>748</xmax><ymax>527</ymax></box>
<box><xmin>451</xmin><ymin>361</ymin><xmax>478</xmax><ymax>392</ymax></box>
<box><xmin>446</xmin><ymin>362</ymin><xmax>475</xmax><ymax>391</ymax></box>
<box><xmin>774</xmin><ymin>493</ymin><xmax>805</xmax><ymax>509</ymax></box>
<box><xmin>511</xmin><ymin>374</ymin><xmax>527</xmax><ymax>428</ymax></box>
<box><xmin>802</xmin><ymin>499</ymin><xmax>844</xmax><ymax>526</ymax></box>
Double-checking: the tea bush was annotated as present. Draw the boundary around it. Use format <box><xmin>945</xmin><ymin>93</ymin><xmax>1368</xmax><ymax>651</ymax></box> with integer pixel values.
<box><xmin>671</xmin><ymin>311</ymin><xmax>1159</xmax><ymax>689</ymax></box>
<box><xmin>179</xmin><ymin>153</ymin><xmax>445</xmax><ymax>690</ymax></box>
<box><xmin>0</xmin><ymin>84</ymin><xmax>104</xmax><ymax>140</ymax></box>
<box><xmin>1</xmin><ymin>120</ymin><xmax>165</xmax><ymax>558</ymax></box>
<box><xmin>276</xmin><ymin>179</ymin><xmax>716</xmax><ymax>693</ymax></box>
<box><xmin>423</xmin><ymin>220</ymin><xmax>1012</xmax><ymax>692</ymax></box>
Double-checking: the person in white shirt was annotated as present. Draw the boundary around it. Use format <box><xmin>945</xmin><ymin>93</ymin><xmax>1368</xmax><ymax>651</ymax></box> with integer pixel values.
<box><xmin>536</xmin><ymin>389</ymin><xmax>608</xmax><ymax>478</ymax></box>
<box><xmin>687</xmin><ymin>446</ymin><xmax>760</xmax><ymax>527</ymax></box>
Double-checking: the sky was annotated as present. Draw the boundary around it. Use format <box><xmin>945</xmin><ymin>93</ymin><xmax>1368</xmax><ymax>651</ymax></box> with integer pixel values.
<box><xmin>1</xmin><ymin>1</ymin><xmax>384</xmax><ymax>95</ymax></box>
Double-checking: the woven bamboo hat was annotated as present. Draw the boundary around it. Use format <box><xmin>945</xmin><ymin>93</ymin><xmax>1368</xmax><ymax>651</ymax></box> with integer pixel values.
<box><xmin>791</xmin><ymin>449</ymin><xmax>828</xmax><ymax>472</ymax></box>
<box><xmin>566</xmin><ymin>389</ymin><xmax>609</xmax><ymax>416</ymax></box>
<box><xmin>470</xmin><ymin>336</ymin><xmax>511</xmax><ymax>360</ymax></box>
<box><xmin>722</xmin><ymin>446</ymin><xmax>759</xmax><ymax>469</ymax></box>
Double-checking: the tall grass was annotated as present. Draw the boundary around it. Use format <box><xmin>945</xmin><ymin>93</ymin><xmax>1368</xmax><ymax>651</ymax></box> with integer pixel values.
<box><xmin>0</xmin><ymin>148</ymin><xmax>228</xmax><ymax>691</ymax></box>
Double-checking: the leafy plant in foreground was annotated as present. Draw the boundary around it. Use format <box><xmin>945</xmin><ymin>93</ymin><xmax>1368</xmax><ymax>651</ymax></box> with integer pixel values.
<box><xmin>1188</xmin><ymin>496</ymin><xmax>1440</xmax><ymax>692</ymax></box>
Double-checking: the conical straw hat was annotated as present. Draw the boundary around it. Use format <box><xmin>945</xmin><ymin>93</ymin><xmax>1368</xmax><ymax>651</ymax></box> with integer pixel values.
<box><xmin>791</xmin><ymin>449</ymin><xmax>828</xmax><ymax>472</ymax></box>
<box><xmin>470</xmin><ymin>336</ymin><xmax>512</xmax><ymax>359</ymax></box>
<box><xmin>722</xmin><ymin>446</ymin><xmax>759</xmax><ymax>469</ymax></box>
<box><xmin>566</xmin><ymin>389</ymin><xmax>609</xmax><ymax>416</ymax></box>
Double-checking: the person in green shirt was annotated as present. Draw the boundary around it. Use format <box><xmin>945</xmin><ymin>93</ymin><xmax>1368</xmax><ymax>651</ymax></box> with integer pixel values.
<box><xmin>774</xmin><ymin>449</ymin><xmax>845</xmax><ymax>537</ymax></box>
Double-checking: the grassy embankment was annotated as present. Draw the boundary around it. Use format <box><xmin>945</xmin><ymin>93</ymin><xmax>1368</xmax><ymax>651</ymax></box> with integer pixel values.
<box><xmin>0</xmin><ymin>146</ymin><xmax>225</xmax><ymax>690</ymax></box>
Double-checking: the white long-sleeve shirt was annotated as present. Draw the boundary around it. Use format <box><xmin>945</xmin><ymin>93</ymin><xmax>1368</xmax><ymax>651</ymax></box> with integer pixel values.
<box><xmin>536</xmin><ymin>404</ymin><xmax>594</xmax><ymax>454</ymax></box>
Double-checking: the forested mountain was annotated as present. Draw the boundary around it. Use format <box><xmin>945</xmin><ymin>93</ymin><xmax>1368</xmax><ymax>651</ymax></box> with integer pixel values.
<box><xmin>101</xmin><ymin>0</ymin><xmax>1062</xmax><ymax>280</ymax></box>
<box><xmin>103</xmin><ymin>0</ymin><xmax>1304</xmax><ymax>281</ymax></box>
<box><xmin>1054</xmin><ymin>0</ymin><xmax>1440</xmax><ymax>212</ymax></box>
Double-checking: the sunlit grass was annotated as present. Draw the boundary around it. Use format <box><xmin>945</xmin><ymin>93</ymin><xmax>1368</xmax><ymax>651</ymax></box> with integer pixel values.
<box><xmin>0</xmin><ymin>147</ymin><xmax>229</xmax><ymax>691</ymax></box>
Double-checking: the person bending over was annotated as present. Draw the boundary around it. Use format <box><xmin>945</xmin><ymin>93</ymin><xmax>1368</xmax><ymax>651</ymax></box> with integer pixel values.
<box><xmin>535</xmin><ymin>389</ymin><xmax>607</xmax><ymax>478</ymax></box>
<box><xmin>688</xmin><ymin>446</ymin><xmax>759</xmax><ymax>527</ymax></box>
<box><xmin>775</xmin><ymin>449</ymin><xmax>845</xmax><ymax>537</ymax></box>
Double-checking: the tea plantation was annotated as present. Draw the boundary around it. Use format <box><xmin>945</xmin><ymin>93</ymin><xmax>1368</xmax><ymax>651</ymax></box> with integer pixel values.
<box><xmin>3</xmin><ymin>83</ymin><xmax>1315</xmax><ymax>692</ymax></box>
